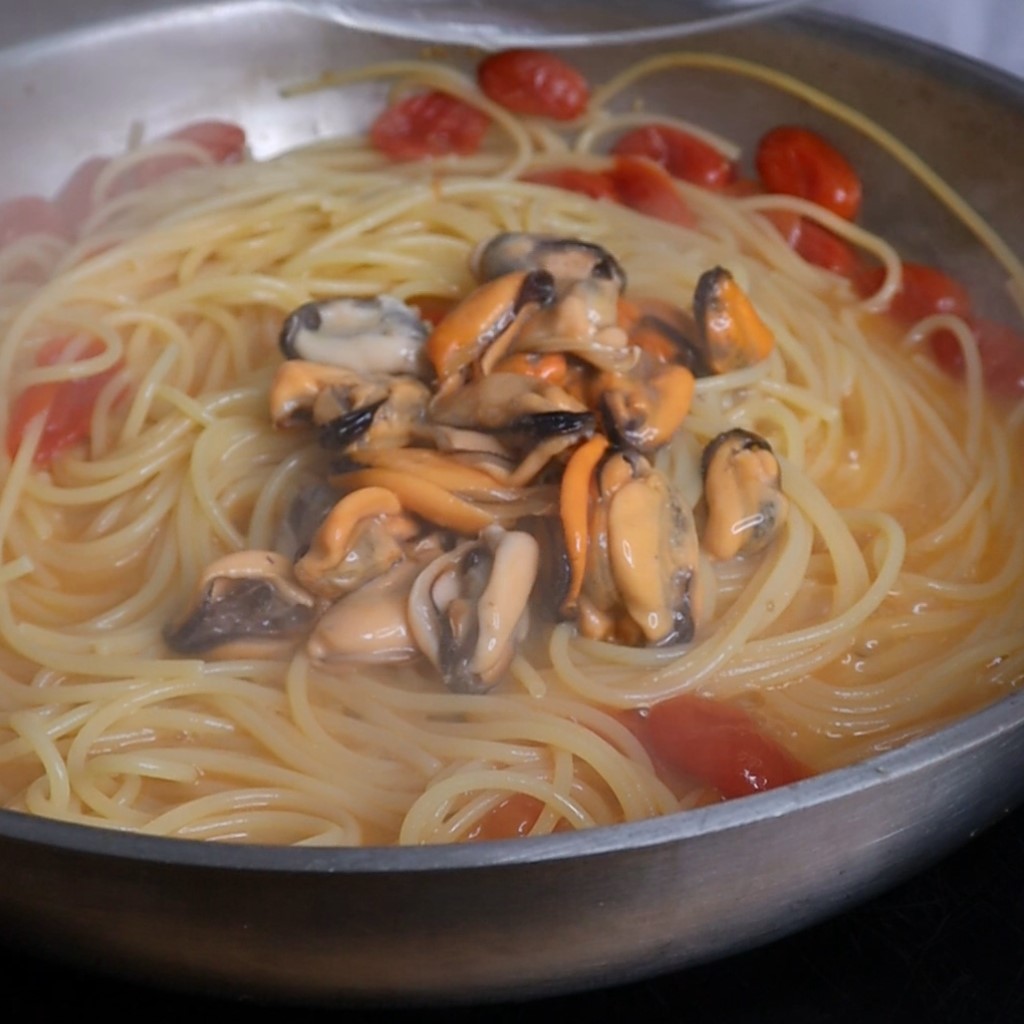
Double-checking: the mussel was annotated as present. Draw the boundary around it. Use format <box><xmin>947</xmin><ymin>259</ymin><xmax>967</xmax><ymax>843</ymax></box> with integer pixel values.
<box><xmin>700</xmin><ymin>428</ymin><xmax>788</xmax><ymax>560</ymax></box>
<box><xmin>407</xmin><ymin>525</ymin><xmax>539</xmax><ymax>694</ymax></box>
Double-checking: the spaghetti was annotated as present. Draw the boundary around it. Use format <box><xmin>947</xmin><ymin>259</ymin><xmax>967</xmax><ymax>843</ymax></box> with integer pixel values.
<box><xmin>0</xmin><ymin>51</ymin><xmax>1022</xmax><ymax>846</ymax></box>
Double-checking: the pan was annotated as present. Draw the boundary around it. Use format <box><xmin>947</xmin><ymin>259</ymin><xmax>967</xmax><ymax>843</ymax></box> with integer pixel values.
<box><xmin>1</xmin><ymin>0</ymin><xmax>1023</xmax><ymax>1005</ymax></box>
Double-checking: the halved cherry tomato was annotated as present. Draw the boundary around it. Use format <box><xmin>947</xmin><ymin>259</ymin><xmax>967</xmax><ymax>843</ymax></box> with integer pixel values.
<box><xmin>756</xmin><ymin>125</ymin><xmax>862</xmax><ymax>221</ymax></box>
<box><xmin>521</xmin><ymin>158</ymin><xmax>693</xmax><ymax>227</ymax></box>
<box><xmin>465</xmin><ymin>793</ymin><xmax>544</xmax><ymax>841</ymax></box>
<box><xmin>791</xmin><ymin>219</ymin><xmax>859</xmax><ymax>277</ymax></box>
<box><xmin>370</xmin><ymin>91</ymin><xmax>491</xmax><ymax>161</ymax></box>
<box><xmin>930</xmin><ymin>317</ymin><xmax>1024</xmax><ymax>399</ymax></box>
<box><xmin>853</xmin><ymin>262</ymin><xmax>972</xmax><ymax>322</ymax></box>
<box><xmin>477</xmin><ymin>49</ymin><xmax>589</xmax><ymax>121</ymax></box>
<box><xmin>127</xmin><ymin>120</ymin><xmax>247</xmax><ymax>190</ymax></box>
<box><xmin>611</xmin><ymin>125</ymin><xmax>736</xmax><ymax>191</ymax></box>
<box><xmin>54</xmin><ymin>121</ymin><xmax>246</xmax><ymax>236</ymax></box>
<box><xmin>635</xmin><ymin>693</ymin><xmax>811</xmax><ymax>799</ymax></box>
<box><xmin>761</xmin><ymin>210</ymin><xmax>859</xmax><ymax>277</ymax></box>
<box><xmin>6</xmin><ymin>338</ymin><xmax>123</xmax><ymax>466</ymax></box>
<box><xmin>854</xmin><ymin>262</ymin><xmax>985</xmax><ymax>388</ymax></box>
<box><xmin>606</xmin><ymin>156</ymin><xmax>694</xmax><ymax>228</ymax></box>
<box><xmin>167</xmin><ymin>120</ymin><xmax>247</xmax><ymax>165</ymax></box>
<box><xmin>0</xmin><ymin>196</ymin><xmax>70</xmax><ymax>248</ymax></box>
<box><xmin>520</xmin><ymin>167</ymin><xmax>618</xmax><ymax>201</ymax></box>
<box><xmin>54</xmin><ymin>157</ymin><xmax>110</xmax><ymax>236</ymax></box>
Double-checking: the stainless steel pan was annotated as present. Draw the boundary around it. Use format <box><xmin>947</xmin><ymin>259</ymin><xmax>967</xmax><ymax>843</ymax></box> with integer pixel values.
<box><xmin>1</xmin><ymin>1</ymin><xmax>1023</xmax><ymax>1005</ymax></box>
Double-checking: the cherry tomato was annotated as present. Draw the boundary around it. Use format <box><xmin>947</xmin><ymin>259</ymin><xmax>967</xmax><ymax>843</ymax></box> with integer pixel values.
<box><xmin>792</xmin><ymin>219</ymin><xmax>859</xmax><ymax>276</ymax></box>
<box><xmin>756</xmin><ymin>125</ymin><xmax>862</xmax><ymax>221</ymax></box>
<box><xmin>638</xmin><ymin>693</ymin><xmax>810</xmax><ymax>799</ymax></box>
<box><xmin>853</xmin><ymin>262</ymin><xmax>972</xmax><ymax>322</ymax></box>
<box><xmin>126</xmin><ymin>120</ymin><xmax>247</xmax><ymax>190</ymax></box>
<box><xmin>54</xmin><ymin>122</ymin><xmax>246</xmax><ymax>236</ymax></box>
<box><xmin>520</xmin><ymin>167</ymin><xmax>618</xmax><ymax>201</ymax></box>
<box><xmin>54</xmin><ymin>157</ymin><xmax>110</xmax><ymax>235</ymax></box>
<box><xmin>477</xmin><ymin>49</ymin><xmax>589</xmax><ymax>121</ymax></box>
<box><xmin>370</xmin><ymin>91</ymin><xmax>491</xmax><ymax>161</ymax></box>
<box><xmin>167</xmin><ymin>120</ymin><xmax>247</xmax><ymax>165</ymax></box>
<box><xmin>606</xmin><ymin>156</ymin><xmax>694</xmax><ymax>228</ymax></box>
<box><xmin>761</xmin><ymin>210</ymin><xmax>859</xmax><ymax>276</ymax></box>
<box><xmin>0</xmin><ymin>196</ymin><xmax>70</xmax><ymax>248</ymax></box>
<box><xmin>522</xmin><ymin>158</ymin><xmax>693</xmax><ymax>227</ymax></box>
<box><xmin>6</xmin><ymin>338</ymin><xmax>123</xmax><ymax>466</ymax></box>
<box><xmin>930</xmin><ymin>317</ymin><xmax>1024</xmax><ymax>399</ymax></box>
<box><xmin>611</xmin><ymin>125</ymin><xmax>736</xmax><ymax>190</ymax></box>
<box><xmin>465</xmin><ymin>793</ymin><xmax>544</xmax><ymax>841</ymax></box>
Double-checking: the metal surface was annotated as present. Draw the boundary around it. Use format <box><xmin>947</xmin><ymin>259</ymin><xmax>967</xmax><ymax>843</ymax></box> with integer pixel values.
<box><xmin>0</xmin><ymin>0</ymin><xmax>811</xmax><ymax>51</ymax></box>
<box><xmin>1</xmin><ymin>1</ymin><xmax>1024</xmax><ymax>1005</ymax></box>
<box><xmin>281</xmin><ymin>0</ymin><xmax>812</xmax><ymax>48</ymax></box>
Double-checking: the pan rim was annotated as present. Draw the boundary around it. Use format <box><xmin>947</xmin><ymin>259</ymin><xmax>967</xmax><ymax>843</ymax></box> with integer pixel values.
<box><xmin>2</xmin><ymin>685</ymin><xmax>1021</xmax><ymax>872</ymax></box>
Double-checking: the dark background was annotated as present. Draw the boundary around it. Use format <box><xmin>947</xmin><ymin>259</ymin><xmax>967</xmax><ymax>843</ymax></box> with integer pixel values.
<box><xmin>5</xmin><ymin>803</ymin><xmax>1023</xmax><ymax>1023</ymax></box>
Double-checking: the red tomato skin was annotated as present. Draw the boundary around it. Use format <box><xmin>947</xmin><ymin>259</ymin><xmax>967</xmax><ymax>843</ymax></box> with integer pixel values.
<box><xmin>477</xmin><ymin>49</ymin><xmax>589</xmax><ymax>121</ymax></box>
<box><xmin>54</xmin><ymin>122</ymin><xmax>245</xmax><ymax>235</ymax></box>
<box><xmin>124</xmin><ymin>120</ymin><xmax>249</xmax><ymax>191</ymax></box>
<box><xmin>854</xmin><ymin>262</ymin><xmax>973</xmax><ymax>322</ymax></box>
<box><xmin>792</xmin><ymin>219</ymin><xmax>859</xmax><ymax>277</ymax></box>
<box><xmin>607</xmin><ymin>156</ymin><xmax>694</xmax><ymax>227</ymax></box>
<box><xmin>761</xmin><ymin>209</ymin><xmax>858</xmax><ymax>276</ymax></box>
<box><xmin>521</xmin><ymin>158</ymin><xmax>693</xmax><ymax>226</ymax></box>
<box><xmin>370</xmin><ymin>91</ymin><xmax>491</xmax><ymax>161</ymax></box>
<box><xmin>520</xmin><ymin>167</ymin><xmax>618</xmax><ymax>201</ymax></box>
<box><xmin>6</xmin><ymin>339</ymin><xmax>122</xmax><ymax>466</ymax></box>
<box><xmin>54</xmin><ymin>157</ymin><xmax>110</xmax><ymax>235</ymax></box>
<box><xmin>756</xmin><ymin>125</ymin><xmax>862</xmax><ymax>221</ymax></box>
<box><xmin>612</xmin><ymin>125</ymin><xmax>736</xmax><ymax>190</ymax></box>
<box><xmin>168</xmin><ymin>120</ymin><xmax>247</xmax><ymax>164</ymax></box>
<box><xmin>930</xmin><ymin>317</ymin><xmax>1024</xmax><ymax>399</ymax></box>
<box><xmin>0</xmin><ymin>196</ymin><xmax>70</xmax><ymax>247</ymax></box>
<box><xmin>639</xmin><ymin>694</ymin><xmax>811</xmax><ymax>799</ymax></box>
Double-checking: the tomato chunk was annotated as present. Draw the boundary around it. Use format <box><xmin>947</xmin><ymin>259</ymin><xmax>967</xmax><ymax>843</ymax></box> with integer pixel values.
<box><xmin>477</xmin><ymin>49</ymin><xmax>589</xmax><ymax>121</ymax></box>
<box><xmin>54</xmin><ymin>121</ymin><xmax>246</xmax><ymax>236</ymax></box>
<box><xmin>853</xmin><ymin>262</ymin><xmax>973</xmax><ymax>322</ymax></box>
<box><xmin>465</xmin><ymin>793</ymin><xmax>544</xmax><ymax>841</ymax></box>
<box><xmin>54</xmin><ymin>157</ymin><xmax>111</xmax><ymax>236</ymax></box>
<box><xmin>370</xmin><ymin>91</ymin><xmax>491</xmax><ymax>161</ymax></box>
<box><xmin>0</xmin><ymin>196</ymin><xmax>70</xmax><ymax>248</ymax></box>
<box><xmin>520</xmin><ymin>167</ymin><xmax>618</xmax><ymax>201</ymax></box>
<box><xmin>761</xmin><ymin>210</ymin><xmax>859</xmax><ymax>276</ymax></box>
<box><xmin>930</xmin><ymin>317</ymin><xmax>1024</xmax><ymax>399</ymax></box>
<box><xmin>6</xmin><ymin>338</ymin><xmax>122</xmax><ymax>466</ymax></box>
<box><xmin>520</xmin><ymin>166</ymin><xmax>618</xmax><ymax>200</ymax></box>
<box><xmin>167</xmin><ymin>120</ymin><xmax>247</xmax><ymax>165</ymax></box>
<box><xmin>521</xmin><ymin>158</ymin><xmax>693</xmax><ymax>227</ymax></box>
<box><xmin>612</xmin><ymin>125</ymin><xmax>736</xmax><ymax>191</ymax></box>
<box><xmin>789</xmin><ymin>219</ymin><xmax>859</xmax><ymax>277</ymax></box>
<box><xmin>756</xmin><ymin>125</ymin><xmax>862</xmax><ymax>221</ymax></box>
<box><xmin>638</xmin><ymin>693</ymin><xmax>810</xmax><ymax>799</ymax></box>
<box><xmin>127</xmin><ymin>120</ymin><xmax>248</xmax><ymax>190</ymax></box>
<box><xmin>606</xmin><ymin>156</ymin><xmax>694</xmax><ymax>228</ymax></box>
